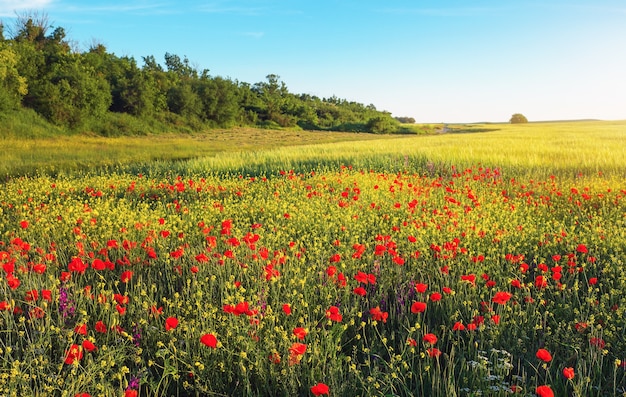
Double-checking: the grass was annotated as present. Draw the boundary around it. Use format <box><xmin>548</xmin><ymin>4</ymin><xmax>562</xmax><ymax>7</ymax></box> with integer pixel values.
<box><xmin>2</xmin><ymin>119</ymin><xmax>625</xmax><ymax>180</ymax></box>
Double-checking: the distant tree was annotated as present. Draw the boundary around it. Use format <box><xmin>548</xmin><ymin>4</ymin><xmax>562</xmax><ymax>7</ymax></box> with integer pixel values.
<box><xmin>366</xmin><ymin>113</ymin><xmax>398</xmax><ymax>134</ymax></box>
<box><xmin>395</xmin><ymin>116</ymin><xmax>415</xmax><ymax>124</ymax></box>
<box><xmin>510</xmin><ymin>113</ymin><xmax>528</xmax><ymax>124</ymax></box>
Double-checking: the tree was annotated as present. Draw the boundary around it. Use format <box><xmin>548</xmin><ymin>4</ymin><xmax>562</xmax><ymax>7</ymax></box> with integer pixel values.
<box><xmin>366</xmin><ymin>113</ymin><xmax>398</xmax><ymax>134</ymax></box>
<box><xmin>510</xmin><ymin>113</ymin><xmax>528</xmax><ymax>124</ymax></box>
<box><xmin>0</xmin><ymin>42</ymin><xmax>28</xmax><ymax>111</ymax></box>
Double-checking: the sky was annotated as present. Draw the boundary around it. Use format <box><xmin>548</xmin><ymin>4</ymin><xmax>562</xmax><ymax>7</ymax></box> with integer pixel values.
<box><xmin>1</xmin><ymin>0</ymin><xmax>625</xmax><ymax>123</ymax></box>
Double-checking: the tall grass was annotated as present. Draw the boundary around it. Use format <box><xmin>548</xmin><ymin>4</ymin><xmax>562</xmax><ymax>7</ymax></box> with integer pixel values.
<box><xmin>1</xmin><ymin>120</ymin><xmax>625</xmax><ymax>180</ymax></box>
<box><xmin>170</xmin><ymin>120</ymin><xmax>626</xmax><ymax>179</ymax></box>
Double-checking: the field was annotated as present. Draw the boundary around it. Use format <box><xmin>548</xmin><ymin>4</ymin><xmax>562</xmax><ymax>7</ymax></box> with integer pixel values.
<box><xmin>1</xmin><ymin>121</ymin><xmax>625</xmax><ymax>396</ymax></box>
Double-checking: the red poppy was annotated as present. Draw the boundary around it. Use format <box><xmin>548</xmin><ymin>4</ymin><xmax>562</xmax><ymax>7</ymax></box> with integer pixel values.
<box><xmin>576</xmin><ymin>244</ymin><xmax>588</xmax><ymax>254</ymax></box>
<box><xmin>82</xmin><ymin>340</ymin><xmax>97</xmax><ymax>352</ymax></box>
<box><xmin>589</xmin><ymin>277</ymin><xmax>598</xmax><ymax>285</ymax></box>
<box><xmin>64</xmin><ymin>344</ymin><xmax>83</xmax><ymax>364</ymax></box>
<box><xmin>452</xmin><ymin>321</ymin><xmax>465</xmax><ymax>331</ymax></box>
<box><xmin>407</xmin><ymin>338</ymin><xmax>417</xmax><ymax>347</ymax></box>
<box><xmin>165</xmin><ymin>317</ymin><xmax>179</xmax><ymax>331</ymax></box>
<box><xmin>95</xmin><ymin>320</ymin><xmax>107</xmax><ymax>334</ymax></box>
<box><xmin>293</xmin><ymin>327</ymin><xmax>308</xmax><ymax>340</ymax></box>
<box><xmin>411</xmin><ymin>301</ymin><xmax>427</xmax><ymax>314</ymax></box>
<box><xmin>282</xmin><ymin>303</ymin><xmax>292</xmax><ymax>315</ymax></box>
<box><xmin>369</xmin><ymin>307</ymin><xmax>388</xmax><ymax>323</ymax></box>
<box><xmin>536</xmin><ymin>348</ymin><xmax>552</xmax><ymax>362</ymax></box>
<box><xmin>20</xmin><ymin>220</ymin><xmax>29</xmax><ymax>229</ymax></box>
<box><xmin>427</xmin><ymin>347</ymin><xmax>441</xmax><ymax>358</ymax></box>
<box><xmin>200</xmin><ymin>333</ymin><xmax>218</xmax><ymax>348</ymax></box>
<box><xmin>120</xmin><ymin>271</ymin><xmax>133</xmax><ymax>283</ymax></box>
<box><xmin>422</xmin><ymin>333</ymin><xmax>437</xmax><ymax>345</ymax></box>
<box><xmin>535</xmin><ymin>385</ymin><xmax>554</xmax><ymax>397</ymax></box>
<box><xmin>492</xmin><ymin>291</ymin><xmax>512</xmax><ymax>305</ymax></box>
<box><xmin>310</xmin><ymin>382</ymin><xmax>330</xmax><ymax>396</ymax></box>
<box><xmin>460</xmin><ymin>274</ymin><xmax>476</xmax><ymax>286</ymax></box>
<box><xmin>74</xmin><ymin>394</ymin><xmax>91</xmax><ymax>397</ymax></box>
<box><xmin>415</xmin><ymin>283</ymin><xmax>428</xmax><ymax>293</ymax></box>
<box><xmin>74</xmin><ymin>324</ymin><xmax>87</xmax><ymax>335</ymax></box>
<box><xmin>124</xmin><ymin>390</ymin><xmax>138</xmax><ymax>397</ymax></box>
<box><xmin>353</xmin><ymin>287</ymin><xmax>367</xmax><ymax>296</ymax></box>
<box><xmin>326</xmin><ymin>306</ymin><xmax>342</xmax><ymax>322</ymax></box>
<box><xmin>562</xmin><ymin>367</ymin><xmax>575</xmax><ymax>380</ymax></box>
<box><xmin>430</xmin><ymin>292</ymin><xmax>442</xmax><ymax>302</ymax></box>
<box><xmin>289</xmin><ymin>342</ymin><xmax>307</xmax><ymax>365</ymax></box>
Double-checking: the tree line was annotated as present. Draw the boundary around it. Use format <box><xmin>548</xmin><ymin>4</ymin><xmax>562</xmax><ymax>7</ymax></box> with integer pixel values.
<box><xmin>0</xmin><ymin>14</ymin><xmax>404</xmax><ymax>135</ymax></box>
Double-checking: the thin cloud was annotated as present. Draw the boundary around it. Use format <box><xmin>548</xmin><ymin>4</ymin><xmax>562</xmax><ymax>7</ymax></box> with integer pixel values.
<box><xmin>63</xmin><ymin>2</ymin><xmax>173</xmax><ymax>15</ymax></box>
<box><xmin>239</xmin><ymin>31</ymin><xmax>264</xmax><ymax>39</ymax></box>
<box><xmin>196</xmin><ymin>3</ymin><xmax>266</xmax><ymax>16</ymax></box>
<box><xmin>0</xmin><ymin>0</ymin><xmax>54</xmax><ymax>16</ymax></box>
<box><xmin>379</xmin><ymin>6</ymin><xmax>506</xmax><ymax>18</ymax></box>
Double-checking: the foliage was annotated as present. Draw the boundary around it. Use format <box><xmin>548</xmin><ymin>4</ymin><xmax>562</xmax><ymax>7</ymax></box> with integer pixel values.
<box><xmin>0</xmin><ymin>15</ymin><xmax>402</xmax><ymax>134</ymax></box>
<box><xmin>395</xmin><ymin>116</ymin><xmax>416</xmax><ymax>124</ymax></box>
<box><xmin>510</xmin><ymin>113</ymin><xmax>528</xmax><ymax>124</ymax></box>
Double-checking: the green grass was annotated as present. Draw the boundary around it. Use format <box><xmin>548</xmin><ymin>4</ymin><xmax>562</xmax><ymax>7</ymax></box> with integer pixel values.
<box><xmin>1</xmin><ymin>119</ymin><xmax>625</xmax><ymax>180</ymax></box>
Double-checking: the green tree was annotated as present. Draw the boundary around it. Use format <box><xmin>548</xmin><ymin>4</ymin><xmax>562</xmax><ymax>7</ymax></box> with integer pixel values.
<box><xmin>366</xmin><ymin>113</ymin><xmax>398</xmax><ymax>134</ymax></box>
<box><xmin>510</xmin><ymin>113</ymin><xmax>528</xmax><ymax>124</ymax></box>
<box><xmin>0</xmin><ymin>42</ymin><xmax>28</xmax><ymax>111</ymax></box>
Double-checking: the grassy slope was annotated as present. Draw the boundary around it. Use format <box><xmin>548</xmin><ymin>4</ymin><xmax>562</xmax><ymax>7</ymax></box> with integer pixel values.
<box><xmin>1</xmin><ymin>118</ymin><xmax>625</xmax><ymax>179</ymax></box>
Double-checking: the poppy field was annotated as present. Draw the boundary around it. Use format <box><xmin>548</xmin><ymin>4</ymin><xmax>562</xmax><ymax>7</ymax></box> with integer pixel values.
<box><xmin>1</xmin><ymin>124</ymin><xmax>626</xmax><ymax>396</ymax></box>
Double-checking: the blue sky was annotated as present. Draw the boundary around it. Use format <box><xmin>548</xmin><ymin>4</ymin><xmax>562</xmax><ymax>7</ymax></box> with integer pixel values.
<box><xmin>1</xmin><ymin>0</ymin><xmax>625</xmax><ymax>123</ymax></box>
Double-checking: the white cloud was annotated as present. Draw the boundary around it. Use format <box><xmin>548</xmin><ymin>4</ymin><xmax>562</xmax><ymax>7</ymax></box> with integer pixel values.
<box><xmin>0</xmin><ymin>0</ymin><xmax>54</xmax><ymax>16</ymax></box>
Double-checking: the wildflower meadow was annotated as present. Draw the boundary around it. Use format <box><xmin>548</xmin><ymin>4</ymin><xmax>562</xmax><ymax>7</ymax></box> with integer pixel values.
<box><xmin>1</xmin><ymin>123</ymin><xmax>626</xmax><ymax>396</ymax></box>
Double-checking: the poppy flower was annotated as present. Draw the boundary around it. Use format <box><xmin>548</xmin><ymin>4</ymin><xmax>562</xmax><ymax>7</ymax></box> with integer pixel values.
<box><xmin>310</xmin><ymin>382</ymin><xmax>330</xmax><ymax>396</ymax></box>
<box><xmin>535</xmin><ymin>385</ymin><xmax>554</xmax><ymax>397</ymax></box>
<box><xmin>562</xmin><ymin>367</ymin><xmax>575</xmax><ymax>380</ymax></box>
<box><xmin>120</xmin><ymin>271</ymin><xmax>133</xmax><ymax>283</ymax></box>
<box><xmin>460</xmin><ymin>274</ymin><xmax>476</xmax><ymax>286</ymax></box>
<box><xmin>369</xmin><ymin>307</ymin><xmax>388</xmax><ymax>323</ymax></box>
<box><xmin>82</xmin><ymin>340</ymin><xmax>97</xmax><ymax>352</ymax></box>
<box><xmin>452</xmin><ymin>321</ymin><xmax>465</xmax><ymax>331</ymax></box>
<box><xmin>95</xmin><ymin>320</ymin><xmax>107</xmax><ymax>334</ymax></box>
<box><xmin>293</xmin><ymin>327</ymin><xmax>308</xmax><ymax>340</ymax></box>
<box><xmin>411</xmin><ymin>301</ymin><xmax>427</xmax><ymax>314</ymax></box>
<box><xmin>536</xmin><ymin>348</ymin><xmax>552</xmax><ymax>362</ymax></box>
<box><xmin>165</xmin><ymin>317</ymin><xmax>178</xmax><ymax>331</ymax></box>
<box><xmin>415</xmin><ymin>283</ymin><xmax>428</xmax><ymax>293</ymax></box>
<box><xmin>74</xmin><ymin>324</ymin><xmax>87</xmax><ymax>335</ymax></box>
<box><xmin>64</xmin><ymin>344</ymin><xmax>83</xmax><ymax>364</ymax></box>
<box><xmin>282</xmin><ymin>303</ymin><xmax>292</xmax><ymax>315</ymax></box>
<box><xmin>353</xmin><ymin>287</ymin><xmax>367</xmax><ymax>296</ymax></box>
<box><xmin>289</xmin><ymin>342</ymin><xmax>307</xmax><ymax>356</ymax></box>
<box><xmin>326</xmin><ymin>306</ymin><xmax>342</xmax><ymax>322</ymax></box>
<box><xmin>74</xmin><ymin>394</ymin><xmax>91</xmax><ymax>397</ymax></box>
<box><xmin>422</xmin><ymin>333</ymin><xmax>437</xmax><ymax>345</ymax></box>
<box><xmin>427</xmin><ymin>347</ymin><xmax>441</xmax><ymax>358</ymax></box>
<box><xmin>429</xmin><ymin>292</ymin><xmax>442</xmax><ymax>302</ymax></box>
<box><xmin>124</xmin><ymin>390</ymin><xmax>138</xmax><ymax>397</ymax></box>
<box><xmin>492</xmin><ymin>291</ymin><xmax>512</xmax><ymax>305</ymax></box>
<box><xmin>200</xmin><ymin>333</ymin><xmax>218</xmax><ymax>348</ymax></box>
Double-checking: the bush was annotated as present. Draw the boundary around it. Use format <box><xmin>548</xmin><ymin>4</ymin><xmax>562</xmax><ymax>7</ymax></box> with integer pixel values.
<box><xmin>510</xmin><ymin>113</ymin><xmax>528</xmax><ymax>124</ymax></box>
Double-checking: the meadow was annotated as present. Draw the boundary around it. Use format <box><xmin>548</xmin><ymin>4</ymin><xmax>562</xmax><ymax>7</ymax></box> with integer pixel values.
<box><xmin>1</xmin><ymin>120</ymin><xmax>625</xmax><ymax>396</ymax></box>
